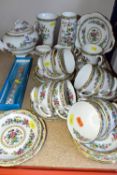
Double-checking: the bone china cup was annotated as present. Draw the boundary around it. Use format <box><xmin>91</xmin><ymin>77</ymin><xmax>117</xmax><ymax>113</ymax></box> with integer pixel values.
<box><xmin>80</xmin><ymin>44</ymin><xmax>103</xmax><ymax>65</ymax></box>
<box><xmin>74</xmin><ymin>64</ymin><xmax>93</xmax><ymax>90</ymax></box>
<box><xmin>67</xmin><ymin>101</ymin><xmax>103</xmax><ymax>143</ymax></box>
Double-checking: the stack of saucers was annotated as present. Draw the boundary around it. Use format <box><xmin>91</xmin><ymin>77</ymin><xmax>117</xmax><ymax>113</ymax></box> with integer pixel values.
<box><xmin>74</xmin><ymin>64</ymin><xmax>117</xmax><ymax>100</ymax></box>
<box><xmin>0</xmin><ymin>110</ymin><xmax>47</xmax><ymax>166</ymax></box>
<box><xmin>34</xmin><ymin>45</ymin><xmax>75</xmax><ymax>82</ymax></box>
<box><xmin>30</xmin><ymin>80</ymin><xmax>76</xmax><ymax>120</ymax></box>
<box><xmin>67</xmin><ymin>99</ymin><xmax>117</xmax><ymax>163</ymax></box>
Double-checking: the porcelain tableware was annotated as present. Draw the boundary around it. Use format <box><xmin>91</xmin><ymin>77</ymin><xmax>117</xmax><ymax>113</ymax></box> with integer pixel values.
<box><xmin>37</xmin><ymin>12</ymin><xmax>57</xmax><ymax>46</ymax></box>
<box><xmin>30</xmin><ymin>87</ymin><xmax>39</xmax><ymax>103</ymax></box>
<box><xmin>98</xmin><ymin>69</ymin><xmax>114</xmax><ymax>95</ymax></box>
<box><xmin>80</xmin><ymin>44</ymin><xmax>103</xmax><ymax>65</ymax></box>
<box><xmin>74</xmin><ymin>64</ymin><xmax>94</xmax><ymax>90</ymax></box>
<box><xmin>64</xmin><ymin>80</ymin><xmax>76</xmax><ymax>105</ymax></box>
<box><xmin>38</xmin><ymin>82</ymin><xmax>54</xmax><ymax>115</ymax></box>
<box><xmin>76</xmin><ymin>66</ymin><xmax>101</xmax><ymax>97</ymax></box>
<box><xmin>75</xmin><ymin>12</ymin><xmax>115</xmax><ymax>53</ymax></box>
<box><xmin>100</xmin><ymin>101</ymin><xmax>117</xmax><ymax>134</ymax></box>
<box><xmin>74</xmin><ymin>138</ymin><xmax>117</xmax><ymax>163</ymax></box>
<box><xmin>84</xmin><ymin>126</ymin><xmax>117</xmax><ymax>153</ymax></box>
<box><xmin>0</xmin><ymin>20</ymin><xmax>38</xmax><ymax>57</ymax></box>
<box><xmin>0</xmin><ymin>110</ymin><xmax>46</xmax><ymax>166</ymax></box>
<box><xmin>36</xmin><ymin>45</ymin><xmax>51</xmax><ymax>56</ymax></box>
<box><xmin>67</xmin><ymin>101</ymin><xmax>103</xmax><ymax>143</ymax></box>
<box><xmin>58</xmin><ymin>12</ymin><xmax>77</xmax><ymax>47</ymax></box>
<box><xmin>42</xmin><ymin>52</ymin><xmax>54</xmax><ymax>74</ymax></box>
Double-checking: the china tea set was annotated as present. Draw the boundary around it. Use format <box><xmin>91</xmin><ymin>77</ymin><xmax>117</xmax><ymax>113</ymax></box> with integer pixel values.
<box><xmin>0</xmin><ymin>11</ymin><xmax>117</xmax><ymax>166</ymax></box>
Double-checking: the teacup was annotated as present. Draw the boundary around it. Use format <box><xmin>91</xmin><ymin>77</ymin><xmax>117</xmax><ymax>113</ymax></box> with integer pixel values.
<box><xmin>100</xmin><ymin>100</ymin><xmax>117</xmax><ymax>134</ymax></box>
<box><xmin>30</xmin><ymin>87</ymin><xmax>38</xmax><ymax>103</ymax></box>
<box><xmin>37</xmin><ymin>82</ymin><xmax>53</xmax><ymax>115</ymax></box>
<box><xmin>76</xmin><ymin>66</ymin><xmax>101</xmax><ymax>97</ymax></box>
<box><xmin>36</xmin><ymin>45</ymin><xmax>51</xmax><ymax>56</ymax></box>
<box><xmin>80</xmin><ymin>44</ymin><xmax>103</xmax><ymax>65</ymax></box>
<box><xmin>67</xmin><ymin>101</ymin><xmax>103</xmax><ymax>143</ymax></box>
<box><xmin>53</xmin><ymin>48</ymin><xmax>75</xmax><ymax>75</ymax></box>
<box><xmin>74</xmin><ymin>64</ymin><xmax>99</xmax><ymax>97</ymax></box>
<box><xmin>42</xmin><ymin>52</ymin><xmax>54</xmax><ymax>74</ymax></box>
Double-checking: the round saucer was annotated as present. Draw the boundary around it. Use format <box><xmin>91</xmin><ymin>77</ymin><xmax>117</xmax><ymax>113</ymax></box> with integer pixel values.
<box><xmin>74</xmin><ymin>138</ymin><xmax>117</xmax><ymax>163</ymax></box>
<box><xmin>0</xmin><ymin>110</ymin><xmax>46</xmax><ymax>166</ymax></box>
<box><xmin>84</xmin><ymin>127</ymin><xmax>117</xmax><ymax>152</ymax></box>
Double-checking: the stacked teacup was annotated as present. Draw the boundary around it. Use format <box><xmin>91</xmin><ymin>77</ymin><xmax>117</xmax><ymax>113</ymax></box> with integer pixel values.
<box><xmin>67</xmin><ymin>99</ymin><xmax>117</xmax><ymax>162</ymax></box>
<box><xmin>74</xmin><ymin>63</ymin><xmax>117</xmax><ymax>100</ymax></box>
<box><xmin>30</xmin><ymin>80</ymin><xmax>76</xmax><ymax>119</ymax></box>
<box><xmin>34</xmin><ymin>45</ymin><xmax>75</xmax><ymax>82</ymax></box>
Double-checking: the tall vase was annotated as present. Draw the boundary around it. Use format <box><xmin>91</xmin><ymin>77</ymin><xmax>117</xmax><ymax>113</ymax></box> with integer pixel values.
<box><xmin>37</xmin><ymin>12</ymin><xmax>58</xmax><ymax>47</ymax></box>
<box><xmin>58</xmin><ymin>12</ymin><xmax>77</xmax><ymax>47</ymax></box>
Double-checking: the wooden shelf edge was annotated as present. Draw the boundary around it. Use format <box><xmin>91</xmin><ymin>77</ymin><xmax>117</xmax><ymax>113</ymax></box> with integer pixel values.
<box><xmin>0</xmin><ymin>166</ymin><xmax>117</xmax><ymax>175</ymax></box>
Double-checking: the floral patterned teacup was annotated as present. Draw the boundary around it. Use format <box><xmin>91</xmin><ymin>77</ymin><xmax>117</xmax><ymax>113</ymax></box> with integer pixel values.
<box><xmin>80</xmin><ymin>44</ymin><xmax>103</xmax><ymax>65</ymax></box>
<box><xmin>37</xmin><ymin>12</ymin><xmax>57</xmax><ymax>46</ymax></box>
<box><xmin>36</xmin><ymin>45</ymin><xmax>51</xmax><ymax>56</ymax></box>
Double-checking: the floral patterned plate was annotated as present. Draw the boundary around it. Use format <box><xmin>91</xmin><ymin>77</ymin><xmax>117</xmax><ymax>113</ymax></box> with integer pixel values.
<box><xmin>0</xmin><ymin>110</ymin><xmax>46</xmax><ymax>166</ymax></box>
<box><xmin>75</xmin><ymin>12</ymin><xmax>115</xmax><ymax>53</ymax></box>
<box><xmin>74</xmin><ymin>138</ymin><xmax>117</xmax><ymax>163</ymax></box>
<box><xmin>84</xmin><ymin>127</ymin><xmax>117</xmax><ymax>153</ymax></box>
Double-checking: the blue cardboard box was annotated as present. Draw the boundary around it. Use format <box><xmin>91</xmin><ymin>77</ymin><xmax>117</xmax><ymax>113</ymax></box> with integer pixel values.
<box><xmin>0</xmin><ymin>56</ymin><xmax>32</xmax><ymax>110</ymax></box>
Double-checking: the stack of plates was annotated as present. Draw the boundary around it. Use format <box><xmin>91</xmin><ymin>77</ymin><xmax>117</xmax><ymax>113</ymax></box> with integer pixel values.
<box><xmin>0</xmin><ymin>110</ymin><xmax>46</xmax><ymax>166</ymax></box>
<box><xmin>67</xmin><ymin>99</ymin><xmax>117</xmax><ymax>163</ymax></box>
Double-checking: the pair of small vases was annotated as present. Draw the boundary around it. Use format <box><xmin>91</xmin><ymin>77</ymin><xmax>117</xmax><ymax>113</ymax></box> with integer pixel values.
<box><xmin>30</xmin><ymin>80</ymin><xmax>76</xmax><ymax>119</ymax></box>
<box><xmin>36</xmin><ymin>12</ymin><xmax>77</xmax><ymax>47</ymax></box>
<box><xmin>74</xmin><ymin>63</ymin><xmax>117</xmax><ymax>100</ymax></box>
<box><xmin>34</xmin><ymin>45</ymin><xmax>75</xmax><ymax>81</ymax></box>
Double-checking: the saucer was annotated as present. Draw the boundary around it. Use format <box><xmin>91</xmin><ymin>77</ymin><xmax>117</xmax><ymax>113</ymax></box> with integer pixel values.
<box><xmin>0</xmin><ymin>110</ymin><xmax>46</xmax><ymax>166</ymax></box>
<box><xmin>75</xmin><ymin>12</ymin><xmax>115</xmax><ymax>53</ymax></box>
<box><xmin>74</xmin><ymin>138</ymin><xmax>117</xmax><ymax>163</ymax></box>
<box><xmin>84</xmin><ymin>127</ymin><xmax>117</xmax><ymax>152</ymax></box>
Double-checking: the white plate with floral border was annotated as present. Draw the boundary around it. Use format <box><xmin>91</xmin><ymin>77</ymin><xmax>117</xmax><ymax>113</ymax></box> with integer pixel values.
<box><xmin>84</xmin><ymin>127</ymin><xmax>117</xmax><ymax>153</ymax></box>
<box><xmin>75</xmin><ymin>12</ymin><xmax>115</xmax><ymax>53</ymax></box>
<box><xmin>74</xmin><ymin>138</ymin><xmax>117</xmax><ymax>163</ymax></box>
<box><xmin>0</xmin><ymin>110</ymin><xmax>46</xmax><ymax>166</ymax></box>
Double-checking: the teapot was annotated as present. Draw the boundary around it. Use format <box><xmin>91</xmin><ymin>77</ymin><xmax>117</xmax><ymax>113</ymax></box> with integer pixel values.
<box><xmin>0</xmin><ymin>19</ymin><xmax>39</xmax><ymax>57</ymax></box>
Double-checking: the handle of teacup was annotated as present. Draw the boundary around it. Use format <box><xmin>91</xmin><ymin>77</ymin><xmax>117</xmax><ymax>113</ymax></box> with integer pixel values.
<box><xmin>96</xmin><ymin>55</ymin><xmax>103</xmax><ymax>65</ymax></box>
<box><xmin>77</xmin><ymin>90</ymin><xmax>95</xmax><ymax>97</ymax></box>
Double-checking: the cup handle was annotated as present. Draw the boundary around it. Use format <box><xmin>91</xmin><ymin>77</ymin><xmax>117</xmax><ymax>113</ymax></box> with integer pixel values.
<box><xmin>96</xmin><ymin>55</ymin><xmax>103</xmax><ymax>65</ymax></box>
<box><xmin>77</xmin><ymin>90</ymin><xmax>95</xmax><ymax>97</ymax></box>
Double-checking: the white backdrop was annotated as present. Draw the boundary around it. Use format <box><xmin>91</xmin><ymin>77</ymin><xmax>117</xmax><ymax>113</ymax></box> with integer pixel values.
<box><xmin>0</xmin><ymin>0</ymin><xmax>115</xmax><ymax>37</ymax></box>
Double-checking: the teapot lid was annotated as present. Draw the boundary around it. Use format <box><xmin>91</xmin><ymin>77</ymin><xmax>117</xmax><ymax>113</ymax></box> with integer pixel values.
<box><xmin>7</xmin><ymin>19</ymin><xmax>33</xmax><ymax>36</ymax></box>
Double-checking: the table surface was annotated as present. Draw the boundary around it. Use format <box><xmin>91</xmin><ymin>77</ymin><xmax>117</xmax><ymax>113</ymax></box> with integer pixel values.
<box><xmin>0</xmin><ymin>51</ymin><xmax>117</xmax><ymax>170</ymax></box>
